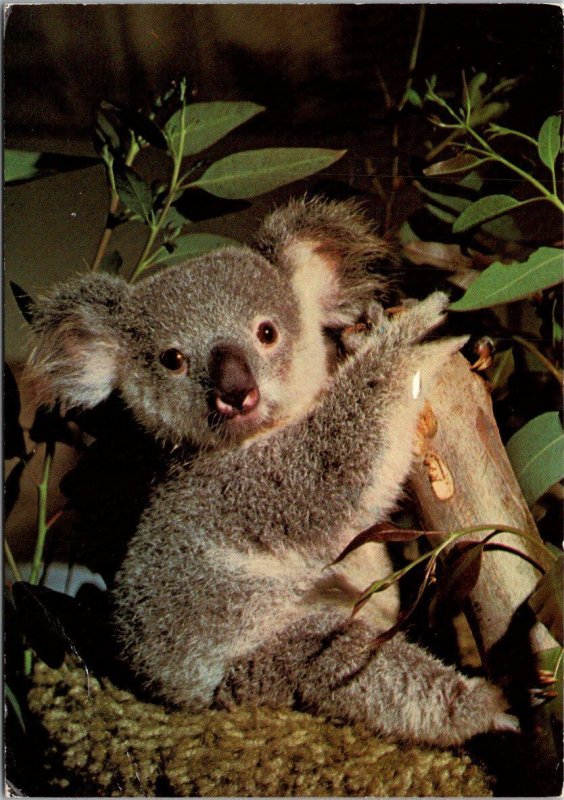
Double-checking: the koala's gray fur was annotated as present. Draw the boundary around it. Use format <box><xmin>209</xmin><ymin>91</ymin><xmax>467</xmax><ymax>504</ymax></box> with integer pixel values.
<box><xmin>27</xmin><ymin>197</ymin><xmax>518</xmax><ymax>746</ymax></box>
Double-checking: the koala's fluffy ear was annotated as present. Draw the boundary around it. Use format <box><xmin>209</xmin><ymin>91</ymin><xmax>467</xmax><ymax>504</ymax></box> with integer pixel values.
<box><xmin>26</xmin><ymin>273</ymin><xmax>129</xmax><ymax>411</ymax></box>
<box><xmin>254</xmin><ymin>196</ymin><xmax>396</xmax><ymax>328</ymax></box>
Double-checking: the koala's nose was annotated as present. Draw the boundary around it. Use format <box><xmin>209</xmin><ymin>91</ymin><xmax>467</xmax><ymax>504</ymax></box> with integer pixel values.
<box><xmin>208</xmin><ymin>343</ymin><xmax>260</xmax><ymax>417</ymax></box>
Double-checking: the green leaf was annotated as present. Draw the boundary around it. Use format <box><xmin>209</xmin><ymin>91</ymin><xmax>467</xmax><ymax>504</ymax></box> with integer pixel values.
<box><xmin>404</xmin><ymin>88</ymin><xmax>422</xmax><ymax>108</ymax></box>
<box><xmin>100</xmin><ymin>101</ymin><xmax>167</xmax><ymax>150</ymax></box>
<box><xmin>469</xmin><ymin>101</ymin><xmax>510</xmax><ymax>127</ymax></box>
<box><xmin>450</xmin><ymin>247</ymin><xmax>564</xmax><ymax>310</ymax></box>
<box><xmin>165</xmin><ymin>101</ymin><xmax>265</xmax><ymax>157</ymax></box>
<box><xmin>458</xmin><ymin>170</ymin><xmax>484</xmax><ymax>192</ymax></box>
<box><xmin>452</xmin><ymin>194</ymin><xmax>521</xmax><ymax>233</ymax></box>
<box><xmin>398</xmin><ymin>221</ymin><xmax>420</xmax><ymax>244</ymax></box>
<box><xmin>528</xmin><ymin>554</ymin><xmax>563</xmax><ymax>645</ymax></box>
<box><xmin>190</xmin><ymin>148</ymin><xmax>346</xmax><ymax>199</ymax></box>
<box><xmin>150</xmin><ymin>234</ymin><xmax>242</xmax><ymax>267</ymax></box>
<box><xmin>10</xmin><ymin>282</ymin><xmax>35</xmax><ymax>324</ymax></box>
<box><xmin>417</xmin><ymin>182</ymin><xmax>520</xmax><ymax>240</ymax></box>
<box><xmin>115</xmin><ymin>167</ymin><xmax>153</xmax><ymax>223</ymax></box>
<box><xmin>538</xmin><ymin>114</ymin><xmax>562</xmax><ymax>170</ymax></box>
<box><xmin>465</xmin><ymin>72</ymin><xmax>487</xmax><ymax>109</ymax></box>
<box><xmin>5</xmin><ymin>150</ymin><xmax>99</xmax><ymax>183</ymax></box>
<box><xmin>416</xmin><ymin>182</ymin><xmax>471</xmax><ymax>214</ymax></box>
<box><xmin>506</xmin><ymin>411</ymin><xmax>564</xmax><ymax>507</ymax></box>
<box><xmin>6</xmin><ymin>684</ymin><xmax>26</xmax><ymax>733</ymax></box>
<box><xmin>5</xmin><ymin>150</ymin><xmax>42</xmax><ymax>182</ymax></box>
<box><xmin>489</xmin><ymin>347</ymin><xmax>515</xmax><ymax>390</ymax></box>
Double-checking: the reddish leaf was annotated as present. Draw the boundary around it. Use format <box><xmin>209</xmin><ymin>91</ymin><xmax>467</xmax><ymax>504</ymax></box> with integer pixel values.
<box><xmin>330</xmin><ymin>523</ymin><xmax>428</xmax><ymax>568</ymax></box>
<box><xmin>429</xmin><ymin>539</ymin><xmax>487</xmax><ymax>625</ymax></box>
<box><xmin>423</xmin><ymin>153</ymin><xmax>483</xmax><ymax>176</ymax></box>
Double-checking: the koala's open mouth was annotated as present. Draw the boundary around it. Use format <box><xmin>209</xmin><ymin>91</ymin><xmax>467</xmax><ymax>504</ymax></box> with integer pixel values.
<box><xmin>207</xmin><ymin>400</ymin><xmax>266</xmax><ymax>442</ymax></box>
<box><xmin>214</xmin><ymin>386</ymin><xmax>260</xmax><ymax>418</ymax></box>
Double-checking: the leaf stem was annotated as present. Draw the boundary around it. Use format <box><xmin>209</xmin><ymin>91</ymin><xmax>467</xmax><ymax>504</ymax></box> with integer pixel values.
<box><xmin>4</xmin><ymin>539</ymin><xmax>22</xmax><ymax>583</ymax></box>
<box><xmin>428</xmin><ymin>89</ymin><xmax>564</xmax><ymax>212</ymax></box>
<box><xmin>357</xmin><ymin>522</ymin><xmax>556</xmax><ymax>605</ymax></box>
<box><xmin>130</xmin><ymin>96</ymin><xmax>188</xmax><ymax>283</ymax></box>
<box><xmin>488</xmin><ymin>125</ymin><xmax>539</xmax><ymax>147</ymax></box>
<box><xmin>29</xmin><ymin>447</ymin><xmax>53</xmax><ymax>587</ymax></box>
<box><xmin>91</xmin><ymin>137</ymin><xmax>140</xmax><ymax>272</ymax></box>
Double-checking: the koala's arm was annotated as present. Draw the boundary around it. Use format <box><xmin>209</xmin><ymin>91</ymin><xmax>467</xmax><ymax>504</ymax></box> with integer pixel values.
<box><xmin>214</xmin><ymin>611</ymin><xmax>519</xmax><ymax>746</ymax></box>
<box><xmin>199</xmin><ymin>292</ymin><xmax>465</xmax><ymax>553</ymax></box>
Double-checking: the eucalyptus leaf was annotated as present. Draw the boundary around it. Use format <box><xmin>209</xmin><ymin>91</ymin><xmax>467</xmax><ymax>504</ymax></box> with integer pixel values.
<box><xmin>150</xmin><ymin>233</ymin><xmax>242</xmax><ymax>267</ymax></box>
<box><xmin>165</xmin><ymin>101</ymin><xmax>265</xmax><ymax>157</ymax></box>
<box><xmin>190</xmin><ymin>147</ymin><xmax>346</xmax><ymax>199</ymax></box>
<box><xmin>423</xmin><ymin>153</ymin><xmax>483</xmax><ymax>176</ymax></box>
<box><xmin>458</xmin><ymin>170</ymin><xmax>484</xmax><ymax>192</ymax></box>
<box><xmin>115</xmin><ymin>166</ymin><xmax>153</xmax><ymax>223</ymax></box>
<box><xmin>5</xmin><ymin>684</ymin><xmax>26</xmax><ymax>733</ymax></box>
<box><xmin>420</xmin><ymin>181</ymin><xmax>521</xmax><ymax>239</ymax></box>
<box><xmin>505</xmin><ymin>411</ymin><xmax>564</xmax><ymax>507</ymax></box>
<box><xmin>100</xmin><ymin>101</ymin><xmax>167</xmax><ymax>149</ymax></box>
<box><xmin>5</xmin><ymin>150</ymin><xmax>42</xmax><ymax>182</ymax></box>
<box><xmin>450</xmin><ymin>247</ymin><xmax>564</xmax><ymax>310</ymax></box>
<box><xmin>416</xmin><ymin>182</ymin><xmax>471</xmax><ymax>214</ymax></box>
<box><xmin>469</xmin><ymin>101</ymin><xmax>510</xmax><ymax>127</ymax></box>
<box><xmin>5</xmin><ymin>150</ymin><xmax>99</xmax><ymax>184</ymax></box>
<box><xmin>538</xmin><ymin>114</ymin><xmax>562</xmax><ymax>170</ymax></box>
<box><xmin>424</xmin><ymin>203</ymin><xmax>457</xmax><ymax>224</ymax></box>
<box><xmin>404</xmin><ymin>88</ymin><xmax>422</xmax><ymax>108</ymax></box>
<box><xmin>452</xmin><ymin>194</ymin><xmax>521</xmax><ymax>233</ymax></box>
<box><xmin>10</xmin><ymin>282</ymin><xmax>35</xmax><ymax>324</ymax></box>
<box><xmin>465</xmin><ymin>72</ymin><xmax>487</xmax><ymax>109</ymax></box>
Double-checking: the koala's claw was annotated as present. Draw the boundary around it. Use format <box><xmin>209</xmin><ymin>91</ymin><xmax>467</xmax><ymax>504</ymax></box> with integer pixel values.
<box><xmin>493</xmin><ymin>712</ymin><xmax>521</xmax><ymax>734</ymax></box>
<box><xmin>453</xmin><ymin>677</ymin><xmax>520</xmax><ymax>740</ymax></box>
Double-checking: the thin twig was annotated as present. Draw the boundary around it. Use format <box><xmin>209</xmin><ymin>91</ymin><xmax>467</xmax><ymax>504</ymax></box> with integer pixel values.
<box><xmin>513</xmin><ymin>335</ymin><xmax>564</xmax><ymax>385</ymax></box>
<box><xmin>4</xmin><ymin>540</ymin><xmax>22</xmax><ymax>583</ymax></box>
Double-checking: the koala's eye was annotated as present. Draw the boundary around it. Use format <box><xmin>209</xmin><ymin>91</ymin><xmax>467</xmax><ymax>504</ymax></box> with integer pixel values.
<box><xmin>256</xmin><ymin>321</ymin><xmax>278</xmax><ymax>346</ymax></box>
<box><xmin>159</xmin><ymin>348</ymin><xmax>188</xmax><ymax>373</ymax></box>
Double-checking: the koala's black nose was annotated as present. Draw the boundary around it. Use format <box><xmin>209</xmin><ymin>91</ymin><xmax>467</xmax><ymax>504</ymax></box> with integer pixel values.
<box><xmin>208</xmin><ymin>343</ymin><xmax>260</xmax><ymax>417</ymax></box>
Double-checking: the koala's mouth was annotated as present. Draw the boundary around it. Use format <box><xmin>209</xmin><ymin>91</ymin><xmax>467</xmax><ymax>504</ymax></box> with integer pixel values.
<box><xmin>207</xmin><ymin>387</ymin><xmax>267</xmax><ymax>439</ymax></box>
<box><xmin>214</xmin><ymin>386</ymin><xmax>260</xmax><ymax>418</ymax></box>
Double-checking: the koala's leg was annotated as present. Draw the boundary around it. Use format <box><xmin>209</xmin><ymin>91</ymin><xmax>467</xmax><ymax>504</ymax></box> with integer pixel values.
<box><xmin>214</xmin><ymin>613</ymin><xmax>519</xmax><ymax>747</ymax></box>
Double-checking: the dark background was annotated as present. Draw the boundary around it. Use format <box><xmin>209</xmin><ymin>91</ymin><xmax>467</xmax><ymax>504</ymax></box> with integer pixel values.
<box><xmin>4</xmin><ymin>4</ymin><xmax>563</xmax><ymax>140</ymax></box>
<box><xmin>5</xmin><ymin>4</ymin><xmax>562</xmax><ymax>364</ymax></box>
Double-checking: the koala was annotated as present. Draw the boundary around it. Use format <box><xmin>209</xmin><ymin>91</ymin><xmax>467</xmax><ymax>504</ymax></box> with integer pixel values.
<box><xmin>26</xmin><ymin>197</ymin><xmax>518</xmax><ymax>746</ymax></box>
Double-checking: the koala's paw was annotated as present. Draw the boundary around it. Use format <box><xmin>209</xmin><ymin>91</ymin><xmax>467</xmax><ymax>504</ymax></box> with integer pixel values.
<box><xmin>445</xmin><ymin>676</ymin><xmax>520</xmax><ymax>745</ymax></box>
<box><xmin>391</xmin><ymin>291</ymin><xmax>450</xmax><ymax>345</ymax></box>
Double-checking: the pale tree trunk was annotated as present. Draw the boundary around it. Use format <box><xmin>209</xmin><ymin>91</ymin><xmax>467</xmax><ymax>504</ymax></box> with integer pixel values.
<box><xmin>409</xmin><ymin>353</ymin><xmax>560</xmax><ymax>794</ymax></box>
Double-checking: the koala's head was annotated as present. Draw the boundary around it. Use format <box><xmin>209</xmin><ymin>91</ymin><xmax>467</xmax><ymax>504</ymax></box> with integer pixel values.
<box><xmin>26</xmin><ymin>198</ymin><xmax>393</xmax><ymax>447</ymax></box>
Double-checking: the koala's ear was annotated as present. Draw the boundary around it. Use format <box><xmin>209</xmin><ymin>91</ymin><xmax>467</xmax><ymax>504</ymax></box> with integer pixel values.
<box><xmin>254</xmin><ymin>196</ymin><xmax>396</xmax><ymax>328</ymax></box>
<box><xmin>26</xmin><ymin>273</ymin><xmax>129</xmax><ymax>411</ymax></box>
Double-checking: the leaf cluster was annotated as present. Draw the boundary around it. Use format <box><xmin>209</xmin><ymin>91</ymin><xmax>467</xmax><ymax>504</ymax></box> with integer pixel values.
<box><xmin>400</xmin><ymin>74</ymin><xmax>563</xmax><ymax>535</ymax></box>
<box><xmin>7</xmin><ymin>77</ymin><xmax>345</xmax><ymax>283</ymax></box>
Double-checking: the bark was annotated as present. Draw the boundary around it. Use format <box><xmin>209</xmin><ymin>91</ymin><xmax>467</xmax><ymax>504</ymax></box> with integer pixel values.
<box><xmin>410</xmin><ymin>353</ymin><xmax>555</xmax><ymax>663</ymax></box>
<box><xmin>408</xmin><ymin>353</ymin><xmax>561</xmax><ymax>793</ymax></box>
